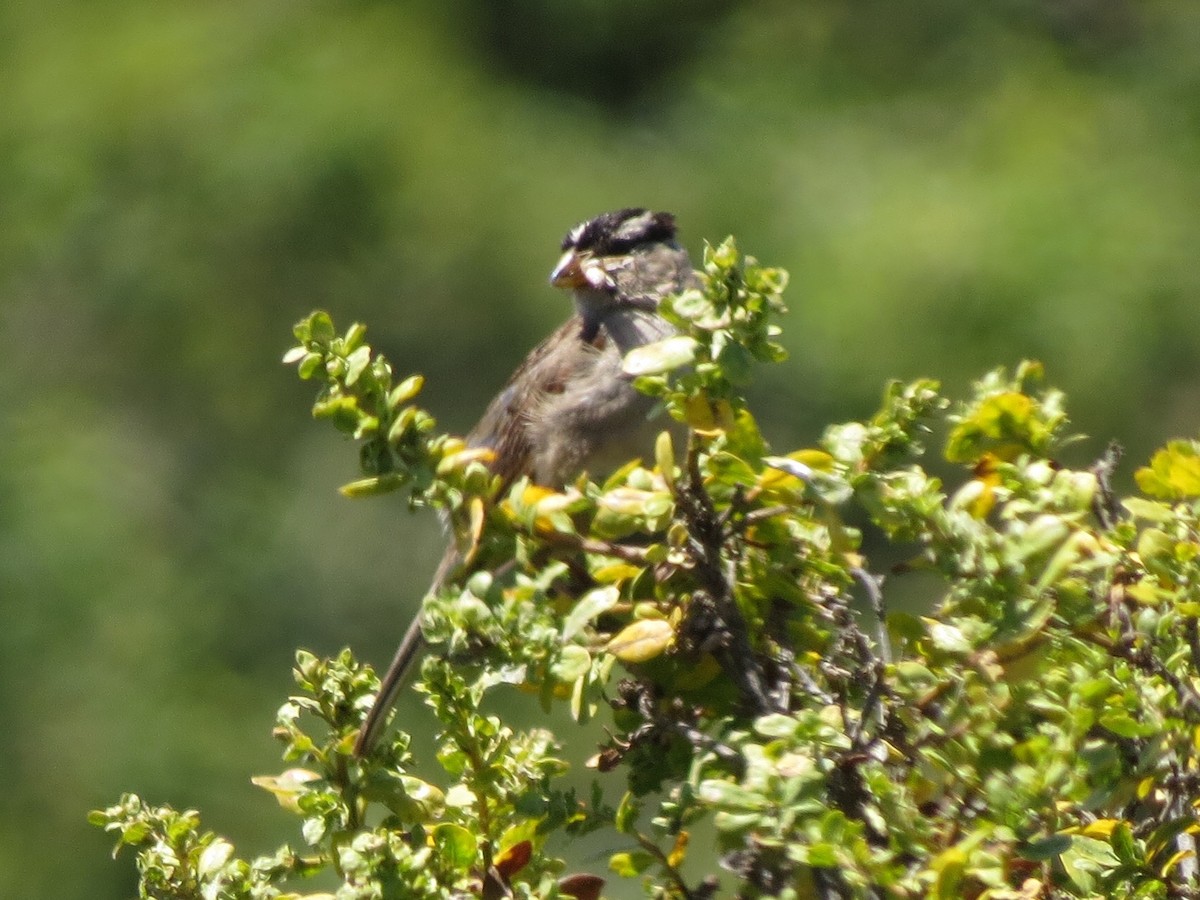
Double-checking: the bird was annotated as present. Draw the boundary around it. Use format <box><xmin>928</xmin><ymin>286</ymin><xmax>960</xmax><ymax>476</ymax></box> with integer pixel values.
<box><xmin>354</xmin><ymin>208</ymin><xmax>697</xmax><ymax>756</ymax></box>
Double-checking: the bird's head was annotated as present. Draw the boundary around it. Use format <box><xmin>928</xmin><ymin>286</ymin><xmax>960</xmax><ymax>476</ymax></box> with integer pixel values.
<box><xmin>549</xmin><ymin>209</ymin><xmax>688</xmax><ymax>333</ymax></box>
<box><xmin>550</xmin><ymin>208</ymin><xmax>679</xmax><ymax>291</ymax></box>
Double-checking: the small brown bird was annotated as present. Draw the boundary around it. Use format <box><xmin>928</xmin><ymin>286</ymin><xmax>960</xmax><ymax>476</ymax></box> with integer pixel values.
<box><xmin>354</xmin><ymin>208</ymin><xmax>697</xmax><ymax>755</ymax></box>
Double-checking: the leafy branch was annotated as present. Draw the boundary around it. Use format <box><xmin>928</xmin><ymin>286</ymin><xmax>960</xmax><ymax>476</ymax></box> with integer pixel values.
<box><xmin>94</xmin><ymin>236</ymin><xmax>1200</xmax><ymax>899</ymax></box>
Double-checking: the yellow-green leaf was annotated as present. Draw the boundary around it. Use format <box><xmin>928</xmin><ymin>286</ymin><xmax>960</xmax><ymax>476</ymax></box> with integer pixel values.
<box><xmin>432</xmin><ymin>823</ymin><xmax>477</xmax><ymax>868</ymax></box>
<box><xmin>1136</xmin><ymin>440</ymin><xmax>1200</xmax><ymax>500</ymax></box>
<box><xmin>622</xmin><ymin>336</ymin><xmax>698</xmax><ymax>376</ymax></box>
<box><xmin>607</xmin><ymin>618</ymin><xmax>673</xmax><ymax>663</ymax></box>
<box><xmin>563</xmin><ymin>586</ymin><xmax>620</xmax><ymax>641</ymax></box>
<box><xmin>251</xmin><ymin>769</ymin><xmax>320</xmax><ymax>814</ymax></box>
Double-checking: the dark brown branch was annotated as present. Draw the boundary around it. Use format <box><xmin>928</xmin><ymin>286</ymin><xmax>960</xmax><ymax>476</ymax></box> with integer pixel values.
<box><xmin>1186</xmin><ymin>617</ymin><xmax>1200</xmax><ymax>676</ymax></box>
<box><xmin>676</xmin><ymin>437</ymin><xmax>774</xmax><ymax>715</ymax></box>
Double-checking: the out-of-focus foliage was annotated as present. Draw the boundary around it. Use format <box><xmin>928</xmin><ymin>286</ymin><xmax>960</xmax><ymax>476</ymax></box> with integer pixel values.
<box><xmin>98</xmin><ymin>244</ymin><xmax>1200</xmax><ymax>898</ymax></box>
<box><xmin>8</xmin><ymin>1</ymin><xmax>1200</xmax><ymax>898</ymax></box>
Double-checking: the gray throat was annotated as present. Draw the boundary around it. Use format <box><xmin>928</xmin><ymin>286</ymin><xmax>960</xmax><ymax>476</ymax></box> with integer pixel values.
<box><xmin>575</xmin><ymin>291</ymin><xmax>675</xmax><ymax>354</ymax></box>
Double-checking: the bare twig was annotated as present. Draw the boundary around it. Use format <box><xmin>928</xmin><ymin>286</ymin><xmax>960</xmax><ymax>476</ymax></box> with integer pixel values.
<box><xmin>632</xmin><ymin>831</ymin><xmax>698</xmax><ymax>900</ymax></box>
<box><xmin>1090</xmin><ymin>440</ymin><xmax>1123</xmax><ymax>531</ymax></box>
<box><xmin>851</xmin><ymin>565</ymin><xmax>891</xmax><ymax>665</ymax></box>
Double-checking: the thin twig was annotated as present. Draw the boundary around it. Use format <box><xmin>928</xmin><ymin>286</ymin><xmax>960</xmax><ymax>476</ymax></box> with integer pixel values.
<box><xmin>1090</xmin><ymin>440</ymin><xmax>1124</xmax><ymax>531</ymax></box>
<box><xmin>669</xmin><ymin>721</ymin><xmax>745</xmax><ymax>772</ymax></box>
<box><xmin>851</xmin><ymin>565</ymin><xmax>891</xmax><ymax>666</ymax></box>
<box><xmin>742</xmin><ymin>504</ymin><xmax>792</xmax><ymax>525</ymax></box>
<box><xmin>537</xmin><ymin>530</ymin><xmax>653</xmax><ymax>564</ymax></box>
<box><xmin>632</xmin><ymin>831</ymin><xmax>697</xmax><ymax>900</ymax></box>
<box><xmin>849</xmin><ymin>660</ymin><xmax>887</xmax><ymax>748</ymax></box>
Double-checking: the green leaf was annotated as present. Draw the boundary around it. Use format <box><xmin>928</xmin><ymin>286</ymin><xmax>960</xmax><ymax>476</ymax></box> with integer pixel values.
<box><xmin>1099</xmin><ymin>711</ymin><xmax>1154</xmax><ymax>738</ymax></box>
<box><xmin>550</xmin><ymin>644</ymin><xmax>591</xmax><ymax>683</ymax></box>
<box><xmin>622</xmin><ymin>336</ymin><xmax>698</xmax><ymax>376</ymax></box>
<box><xmin>562</xmin><ymin>586</ymin><xmax>620</xmax><ymax>641</ymax></box>
<box><xmin>197</xmin><ymin>839</ymin><xmax>234</xmax><ymax>876</ymax></box>
<box><xmin>344</xmin><ymin>322</ymin><xmax>368</xmax><ymax>350</ymax></box>
<box><xmin>1021</xmin><ymin>834</ymin><xmax>1072</xmax><ymax>861</ymax></box>
<box><xmin>1136</xmin><ymin>440</ymin><xmax>1200</xmax><ymax>499</ymax></box>
<box><xmin>360</xmin><ymin>771</ymin><xmax>446</xmax><ymax>820</ymax></box>
<box><xmin>930</xmin><ymin>847</ymin><xmax>967</xmax><ymax>900</ymax></box>
<box><xmin>655</xmin><ymin>429</ymin><xmax>676</xmax><ymax>488</ymax></box>
<box><xmin>1121</xmin><ymin>497</ymin><xmax>1174</xmax><ymax>522</ymax></box>
<box><xmin>282</xmin><ymin>345</ymin><xmax>308</xmax><ymax>364</ymax></box>
<box><xmin>297</xmin><ymin>352</ymin><xmax>323</xmax><ymax>380</ymax></box>
<box><xmin>697</xmin><ymin>779</ymin><xmax>768</xmax><ymax>811</ymax></box>
<box><xmin>338</xmin><ymin>474</ymin><xmax>408</xmax><ymax>497</ymax></box>
<box><xmin>805</xmin><ymin>843</ymin><xmax>839</xmax><ymax>868</ymax></box>
<box><xmin>344</xmin><ymin>345</ymin><xmax>372</xmax><ymax>386</ymax></box>
<box><xmin>925</xmin><ymin>619</ymin><xmax>972</xmax><ymax>654</ymax></box>
<box><xmin>614</xmin><ymin>792</ymin><xmax>639</xmax><ymax>834</ymax></box>
<box><xmin>309</xmin><ymin>311</ymin><xmax>335</xmax><ymax>344</ymax></box>
<box><xmin>1060</xmin><ymin>837</ymin><xmax>1111</xmax><ymax>893</ymax></box>
<box><xmin>669</xmin><ymin>288</ymin><xmax>712</xmax><ymax>320</ymax></box>
<box><xmin>609</xmin><ymin>851</ymin><xmax>654</xmax><ymax>878</ymax></box>
<box><xmin>706</xmin><ymin>236</ymin><xmax>738</xmax><ymax>271</ymax></box>
<box><xmin>753</xmin><ymin>714</ymin><xmax>800</xmax><ymax>739</ymax></box>
<box><xmin>1111</xmin><ymin>821</ymin><xmax>1138</xmax><ymax>866</ymax></box>
<box><xmin>433</xmin><ymin>823</ymin><xmax>477</xmax><ymax>868</ymax></box>
<box><xmin>606</xmin><ymin>618</ymin><xmax>673</xmax><ymax>663</ymax></box>
<box><xmin>1136</xmin><ymin>528</ymin><xmax>1173</xmax><ymax>561</ymax></box>
<box><xmin>1015</xmin><ymin>514</ymin><xmax>1070</xmax><ymax>562</ymax></box>
<box><xmin>716</xmin><ymin>340</ymin><xmax>753</xmax><ymax>385</ymax></box>
<box><xmin>388</xmin><ymin>374</ymin><xmax>425</xmax><ymax>409</ymax></box>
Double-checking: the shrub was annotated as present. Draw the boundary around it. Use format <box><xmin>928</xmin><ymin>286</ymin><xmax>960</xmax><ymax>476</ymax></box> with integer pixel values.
<box><xmin>94</xmin><ymin>239</ymin><xmax>1200</xmax><ymax>899</ymax></box>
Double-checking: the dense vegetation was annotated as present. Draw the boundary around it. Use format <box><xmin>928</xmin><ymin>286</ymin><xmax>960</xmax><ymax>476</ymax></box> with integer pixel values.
<box><xmin>96</xmin><ymin>245</ymin><xmax>1200</xmax><ymax>897</ymax></box>
<box><xmin>5</xmin><ymin>2</ymin><xmax>1200</xmax><ymax>897</ymax></box>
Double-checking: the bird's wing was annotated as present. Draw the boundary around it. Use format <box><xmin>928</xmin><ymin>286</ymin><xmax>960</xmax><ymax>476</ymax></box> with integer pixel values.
<box><xmin>466</xmin><ymin>314</ymin><xmax>602</xmax><ymax>487</ymax></box>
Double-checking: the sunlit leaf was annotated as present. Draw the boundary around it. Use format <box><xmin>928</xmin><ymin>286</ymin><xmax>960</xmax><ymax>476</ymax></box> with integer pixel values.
<box><xmin>1136</xmin><ymin>440</ymin><xmax>1200</xmax><ymax>499</ymax></box>
<box><xmin>432</xmin><ymin>823</ymin><xmax>477</xmax><ymax>868</ymax></box>
<box><xmin>607</xmin><ymin>618</ymin><xmax>673</xmax><ymax>663</ymax></box>
<box><xmin>251</xmin><ymin>769</ymin><xmax>320</xmax><ymax>814</ymax></box>
<box><xmin>562</xmin><ymin>586</ymin><xmax>619</xmax><ymax>641</ymax></box>
<box><xmin>622</xmin><ymin>336</ymin><xmax>698</xmax><ymax>376</ymax></box>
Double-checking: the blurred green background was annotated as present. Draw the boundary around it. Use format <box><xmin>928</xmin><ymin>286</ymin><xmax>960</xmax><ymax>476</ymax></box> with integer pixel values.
<box><xmin>5</xmin><ymin>0</ymin><xmax>1200</xmax><ymax>895</ymax></box>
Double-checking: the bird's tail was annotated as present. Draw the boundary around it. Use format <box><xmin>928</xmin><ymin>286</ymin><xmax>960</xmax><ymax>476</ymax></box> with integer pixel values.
<box><xmin>353</xmin><ymin>613</ymin><xmax>427</xmax><ymax>756</ymax></box>
<box><xmin>353</xmin><ymin>547</ymin><xmax>460</xmax><ymax>756</ymax></box>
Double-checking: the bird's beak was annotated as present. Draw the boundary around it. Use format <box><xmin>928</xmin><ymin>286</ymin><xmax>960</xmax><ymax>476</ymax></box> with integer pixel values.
<box><xmin>550</xmin><ymin>249</ymin><xmax>586</xmax><ymax>288</ymax></box>
<box><xmin>550</xmin><ymin>250</ymin><xmax>612</xmax><ymax>290</ymax></box>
